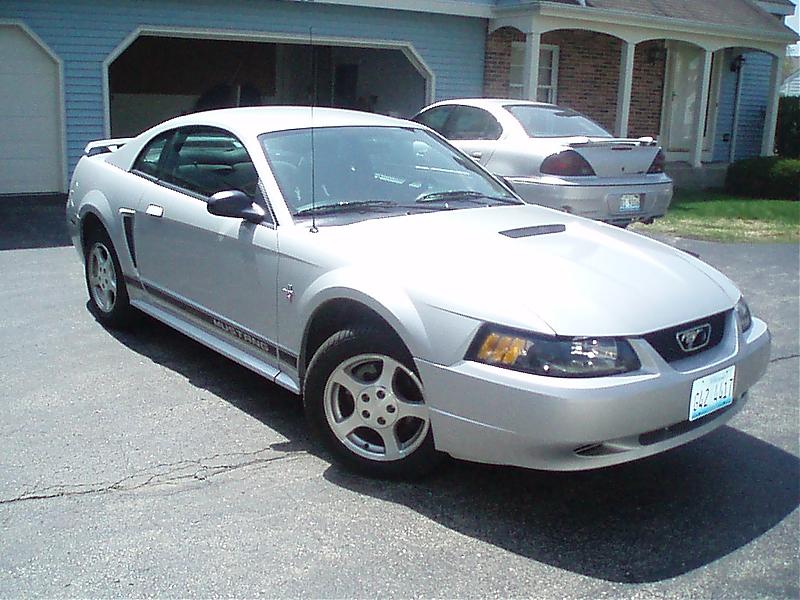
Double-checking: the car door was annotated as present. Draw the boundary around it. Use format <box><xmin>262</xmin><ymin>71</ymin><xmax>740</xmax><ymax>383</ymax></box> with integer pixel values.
<box><xmin>133</xmin><ymin>126</ymin><xmax>281</xmax><ymax>357</ymax></box>
<box><xmin>444</xmin><ymin>105</ymin><xmax>502</xmax><ymax>167</ymax></box>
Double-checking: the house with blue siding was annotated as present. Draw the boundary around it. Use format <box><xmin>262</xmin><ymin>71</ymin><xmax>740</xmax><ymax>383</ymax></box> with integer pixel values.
<box><xmin>0</xmin><ymin>0</ymin><xmax>796</xmax><ymax>194</ymax></box>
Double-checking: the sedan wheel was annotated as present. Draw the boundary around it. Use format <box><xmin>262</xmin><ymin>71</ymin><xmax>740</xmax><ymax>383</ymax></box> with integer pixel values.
<box><xmin>305</xmin><ymin>328</ymin><xmax>443</xmax><ymax>478</ymax></box>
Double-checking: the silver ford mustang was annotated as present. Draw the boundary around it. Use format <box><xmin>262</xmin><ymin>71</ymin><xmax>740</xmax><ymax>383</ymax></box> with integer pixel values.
<box><xmin>413</xmin><ymin>99</ymin><xmax>673</xmax><ymax>227</ymax></box>
<box><xmin>66</xmin><ymin>107</ymin><xmax>769</xmax><ymax>479</ymax></box>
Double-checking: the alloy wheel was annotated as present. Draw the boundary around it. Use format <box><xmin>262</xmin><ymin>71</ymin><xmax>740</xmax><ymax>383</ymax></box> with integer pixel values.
<box><xmin>323</xmin><ymin>353</ymin><xmax>429</xmax><ymax>462</ymax></box>
<box><xmin>88</xmin><ymin>242</ymin><xmax>118</xmax><ymax>313</ymax></box>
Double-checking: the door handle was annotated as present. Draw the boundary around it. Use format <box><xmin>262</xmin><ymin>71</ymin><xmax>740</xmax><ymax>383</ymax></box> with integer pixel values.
<box><xmin>470</xmin><ymin>151</ymin><xmax>483</xmax><ymax>159</ymax></box>
<box><xmin>145</xmin><ymin>204</ymin><xmax>164</xmax><ymax>218</ymax></box>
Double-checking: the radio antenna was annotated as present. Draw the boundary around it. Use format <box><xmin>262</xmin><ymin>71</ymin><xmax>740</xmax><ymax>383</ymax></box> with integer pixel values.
<box><xmin>309</xmin><ymin>27</ymin><xmax>318</xmax><ymax>234</ymax></box>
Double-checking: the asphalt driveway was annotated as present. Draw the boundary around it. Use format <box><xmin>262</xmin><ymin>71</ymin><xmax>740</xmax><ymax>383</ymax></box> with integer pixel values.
<box><xmin>0</xmin><ymin>197</ymin><xmax>798</xmax><ymax>598</ymax></box>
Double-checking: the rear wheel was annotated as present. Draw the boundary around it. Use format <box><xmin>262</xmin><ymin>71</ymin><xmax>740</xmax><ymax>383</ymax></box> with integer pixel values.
<box><xmin>304</xmin><ymin>328</ymin><xmax>443</xmax><ymax>479</ymax></box>
<box><xmin>84</xmin><ymin>228</ymin><xmax>134</xmax><ymax>328</ymax></box>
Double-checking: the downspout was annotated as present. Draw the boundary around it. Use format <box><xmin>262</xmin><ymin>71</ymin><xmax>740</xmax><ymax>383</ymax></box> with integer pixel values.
<box><xmin>729</xmin><ymin>54</ymin><xmax>745</xmax><ymax>163</ymax></box>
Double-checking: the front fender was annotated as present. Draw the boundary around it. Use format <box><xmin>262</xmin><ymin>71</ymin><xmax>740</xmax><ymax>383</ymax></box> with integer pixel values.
<box><xmin>296</xmin><ymin>266</ymin><xmax>433</xmax><ymax>361</ymax></box>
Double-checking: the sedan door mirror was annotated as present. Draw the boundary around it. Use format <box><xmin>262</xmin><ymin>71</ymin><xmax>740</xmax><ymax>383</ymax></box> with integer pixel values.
<box><xmin>207</xmin><ymin>190</ymin><xmax>265</xmax><ymax>224</ymax></box>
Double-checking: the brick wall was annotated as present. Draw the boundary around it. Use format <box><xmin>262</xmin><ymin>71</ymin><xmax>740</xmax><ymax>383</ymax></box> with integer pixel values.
<box><xmin>483</xmin><ymin>28</ymin><xmax>665</xmax><ymax>137</ymax></box>
<box><xmin>630</xmin><ymin>40</ymin><xmax>666</xmax><ymax>138</ymax></box>
<box><xmin>484</xmin><ymin>26</ymin><xmax>524</xmax><ymax>98</ymax></box>
<box><xmin>541</xmin><ymin>30</ymin><xmax>621</xmax><ymax>131</ymax></box>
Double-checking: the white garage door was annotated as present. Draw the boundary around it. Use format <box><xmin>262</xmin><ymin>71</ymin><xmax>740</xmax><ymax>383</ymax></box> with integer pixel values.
<box><xmin>0</xmin><ymin>24</ymin><xmax>63</xmax><ymax>194</ymax></box>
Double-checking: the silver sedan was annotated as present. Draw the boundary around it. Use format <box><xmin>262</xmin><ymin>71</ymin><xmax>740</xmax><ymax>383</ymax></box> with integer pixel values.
<box><xmin>413</xmin><ymin>99</ymin><xmax>673</xmax><ymax>226</ymax></box>
<box><xmin>66</xmin><ymin>107</ymin><xmax>767</xmax><ymax>479</ymax></box>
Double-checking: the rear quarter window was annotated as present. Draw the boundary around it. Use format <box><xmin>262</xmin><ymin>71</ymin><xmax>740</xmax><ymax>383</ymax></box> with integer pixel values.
<box><xmin>413</xmin><ymin>106</ymin><xmax>454</xmax><ymax>136</ymax></box>
<box><xmin>132</xmin><ymin>132</ymin><xmax>172</xmax><ymax>178</ymax></box>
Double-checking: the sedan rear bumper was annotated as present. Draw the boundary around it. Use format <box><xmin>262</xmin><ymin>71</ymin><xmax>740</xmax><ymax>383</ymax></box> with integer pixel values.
<box><xmin>508</xmin><ymin>177</ymin><xmax>673</xmax><ymax>225</ymax></box>
<box><xmin>416</xmin><ymin>317</ymin><xmax>770</xmax><ymax>471</ymax></box>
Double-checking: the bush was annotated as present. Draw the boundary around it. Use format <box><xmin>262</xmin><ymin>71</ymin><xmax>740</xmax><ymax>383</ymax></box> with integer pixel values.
<box><xmin>725</xmin><ymin>156</ymin><xmax>800</xmax><ymax>200</ymax></box>
<box><xmin>776</xmin><ymin>96</ymin><xmax>799</xmax><ymax>159</ymax></box>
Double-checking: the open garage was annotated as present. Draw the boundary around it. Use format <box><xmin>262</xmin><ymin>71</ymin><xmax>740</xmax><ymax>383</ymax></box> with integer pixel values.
<box><xmin>108</xmin><ymin>34</ymin><xmax>429</xmax><ymax>137</ymax></box>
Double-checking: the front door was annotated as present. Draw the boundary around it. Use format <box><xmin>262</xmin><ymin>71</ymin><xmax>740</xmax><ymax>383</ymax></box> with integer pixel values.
<box><xmin>663</xmin><ymin>43</ymin><xmax>720</xmax><ymax>154</ymax></box>
<box><xmin>133</xmin><ymin>126</ymin><xmax>281</xmax><ymax>356</ymax></box>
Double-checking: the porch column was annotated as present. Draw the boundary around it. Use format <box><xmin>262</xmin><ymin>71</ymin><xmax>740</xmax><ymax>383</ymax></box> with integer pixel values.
<box><xmin>522</xmin><ymin>31</ymin><xmax>541</xmax><ymax>101</ymax></box>
<box><xmin>761</xmin><ymin>53</ymin><xmax>784</xmax><ymax>156</ymax></box>
<box><xmin>615</xmin><ymin>41</ymin><xmax>636</xmax><ymax>137</ymax></box>
<box><xmin>690</xmin><ymin>49</ymin><xmax>713</xmax><ymax>168</ymax></box>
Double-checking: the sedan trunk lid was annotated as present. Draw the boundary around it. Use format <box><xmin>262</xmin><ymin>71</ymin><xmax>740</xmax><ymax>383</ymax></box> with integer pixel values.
<box><xmin>566</xmin><ymin>137</ymin><xmax>660</xmax><ymax>177</ymax></box>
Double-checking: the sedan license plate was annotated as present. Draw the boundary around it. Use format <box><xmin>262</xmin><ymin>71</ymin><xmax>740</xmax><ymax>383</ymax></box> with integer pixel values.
<box><xmin>618</xmin><ymin>193</ymin><xmax>641</xmax><ymax>213</ymax></box>
<box><xmin>689</xmin><ymin>365</ymin><xmax>735</xmax><ymax>421</ymax></box>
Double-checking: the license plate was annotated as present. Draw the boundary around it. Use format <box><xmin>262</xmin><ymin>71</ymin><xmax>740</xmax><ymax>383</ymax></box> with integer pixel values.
<box><xmin>619</xmin><ymin>193</ymin><xmax>641</xmax><ymax>212</ymax></box>
<box><xmin>689</xmin><ymin>365</ymin><xmax>735</xmax><ymax>421</ymax></box>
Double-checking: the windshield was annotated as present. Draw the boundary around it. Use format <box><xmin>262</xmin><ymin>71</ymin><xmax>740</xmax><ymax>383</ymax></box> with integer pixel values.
<box><xmin>505</xmin><ymin>105</ymin><xmax>612</xmax><ymax>138</ymax></box>
<box><xmin>259</xmin><ymin>126</ymin><xmax>518</xmax><ymax>220</ymax></box>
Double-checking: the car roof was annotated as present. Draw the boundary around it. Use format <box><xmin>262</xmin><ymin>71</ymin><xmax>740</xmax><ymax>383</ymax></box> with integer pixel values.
<box><xmin>154</xmin><ymin>106</ymin><xmax>415</xmax><ymax>136</ymax></box>
<box><xmin>422</xmin><ymin>98</ymin><xmax>557</xmax><ymax>111</ymax></box>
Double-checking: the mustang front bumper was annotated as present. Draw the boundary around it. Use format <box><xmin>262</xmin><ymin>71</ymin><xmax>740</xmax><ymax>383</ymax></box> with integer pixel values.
<box><xmin>416</xmin><ymin>316</ymin><xmax>770</xmax><ymax>471</ymax></box>
<box><xmin>508</xmin><ymin>177</ymin><xmax>673</xmax><ymax>225</ymax></box>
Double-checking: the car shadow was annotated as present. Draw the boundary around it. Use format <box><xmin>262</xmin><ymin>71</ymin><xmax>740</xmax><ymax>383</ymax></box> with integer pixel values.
<box><xmin>0</xmin><ymin>194</ymin><xmax>71</xmax><ymax>250</ymax></box>
<box><xmin>98</xmin><ymin>306</ymin><xmax>312</xmax><ymax>442</ymax></box>
<box><xmin>100</xmin><ymin>307</ymin><xmax>799</xmax><ymax>585</ymax></box>
<box><xmin>325</xmin><ymin>428</ymin><xmax>799</xmax><ymax>583</ymax></box>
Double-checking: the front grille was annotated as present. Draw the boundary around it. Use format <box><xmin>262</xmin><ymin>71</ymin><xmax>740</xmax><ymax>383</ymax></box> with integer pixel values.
<box><xmin>643</xmin><ymin>311</ymin><xmax>727</xmax><ymax>363</ymax></box>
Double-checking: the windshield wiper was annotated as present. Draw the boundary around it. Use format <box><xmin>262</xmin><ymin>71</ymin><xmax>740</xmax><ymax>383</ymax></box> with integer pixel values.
<box><xmin>294</xmin><ymin>200</ymin><xmax>397</xmax><ymax>216</ymax></box>
<box><xmin>415</xmin><ymin>190</ymin><xmax>519</xmax><ymax>205</ymax></box>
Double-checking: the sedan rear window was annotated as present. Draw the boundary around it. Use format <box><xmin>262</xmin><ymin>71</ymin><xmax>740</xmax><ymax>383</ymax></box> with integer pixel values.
<box><xmin>505</xmin><ymin>105</ymin><xmax>612</xmax><ymax>138</ymax></box>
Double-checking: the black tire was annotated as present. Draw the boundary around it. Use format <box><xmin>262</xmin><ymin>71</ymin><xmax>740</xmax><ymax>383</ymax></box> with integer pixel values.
<box><xmin>84</xmin><ymin>227</ymin><xmax>134</xmax><ymax>328</ymax></box>
<box><xmin>304</xmin><ymin>328</ymin><xmax>444</xmax><ymax>479</ymax></box>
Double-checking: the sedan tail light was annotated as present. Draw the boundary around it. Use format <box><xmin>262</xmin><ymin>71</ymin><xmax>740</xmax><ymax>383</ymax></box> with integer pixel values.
<box><xmin>647</xmin><ymin>149</ymin><xmax>666</xmax><ymax>174</ymax></box>
<box><xmin>540</xmin><ymin>150</ymin><xmax>596</xmax><ymax>176</ymax></box>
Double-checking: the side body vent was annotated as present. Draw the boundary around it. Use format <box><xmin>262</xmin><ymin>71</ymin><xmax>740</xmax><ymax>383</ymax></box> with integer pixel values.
<box><xmin>120</xmin><ymin>212</ymin><xmax>137</xmax><ymax>268</ymax></box>
<box><xmin>500</xmin><ymin>224</ymin><xmax>566</xmax><ymax>239</ymax></box>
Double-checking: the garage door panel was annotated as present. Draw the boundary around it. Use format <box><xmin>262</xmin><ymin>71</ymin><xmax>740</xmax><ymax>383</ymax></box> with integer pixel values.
<box><xmin>0</xmin><ymin>25</ymin><xmax>62</xmax><ymax>194</ymax></box>
<box><xmin>0</xmin><ymin>77</ymin><xmax>59</xmax><ymax>114</ymax></box>
<box><xmin>0</xmin><ymin>28</ymin><xmax>54</xmax><ymax>72</ymax></box>
<box><xmin>0</xmin><ymin>158</ymin><xmax>59</xmax><ymax>193</ymax></box>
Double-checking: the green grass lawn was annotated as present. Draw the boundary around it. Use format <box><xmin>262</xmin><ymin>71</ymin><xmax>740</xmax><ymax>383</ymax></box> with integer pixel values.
<box><xmin>631</xmin><ymin>190</ymin><xmax>800</xmax><ymax>243</ymax></box>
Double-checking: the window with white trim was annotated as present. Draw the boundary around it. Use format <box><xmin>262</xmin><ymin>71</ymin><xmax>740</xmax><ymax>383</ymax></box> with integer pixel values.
<box><xmin>508</xmin><ymin>43</ymin><xmax>559</xmax><ymax>103</ymax></box>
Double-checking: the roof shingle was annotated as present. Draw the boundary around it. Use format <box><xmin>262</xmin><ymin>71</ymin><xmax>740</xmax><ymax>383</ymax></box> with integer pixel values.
<box><xmin>542</xmin><ymin>0</ymin><xmax>794</xmax><ymax>35</ymax></box>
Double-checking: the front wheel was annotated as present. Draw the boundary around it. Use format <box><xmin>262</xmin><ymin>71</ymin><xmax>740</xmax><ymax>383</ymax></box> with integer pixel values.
<box><xmin>304</xmin><ymin>328</ymin><xmax>443</xmax><ymax>479</ymax></box>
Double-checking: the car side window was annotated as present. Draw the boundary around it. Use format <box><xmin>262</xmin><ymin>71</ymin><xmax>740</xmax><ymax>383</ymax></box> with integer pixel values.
<box><xmin>161</xmin><ymin>127</ymin><xmax>261</xmax><ymax>201</ymax></box>
<box><xmin>447</xmin><ymin>106</ymin><xmax>502</xmax><ymax>141</ymax></box>
<box><xmin>132</xmin><ymin>131</ymin><xmax>173</xmax><ymax>178</ymax></box>
<box><xmin>413</xmin><ymin>106</ymin><xmax>454</xmax><ymax>136</ymax></box>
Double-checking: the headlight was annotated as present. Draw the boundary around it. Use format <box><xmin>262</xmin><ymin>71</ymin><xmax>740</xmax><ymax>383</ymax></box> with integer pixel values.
<box><xmin>467</xmin><ymin>325</ymin><xmax>641</xmax><ymax>378</ymax></box>
<box><xmin>735</xmin><ymin>296</ymin><xmax>752</xmax><ymax>333</ymax></box>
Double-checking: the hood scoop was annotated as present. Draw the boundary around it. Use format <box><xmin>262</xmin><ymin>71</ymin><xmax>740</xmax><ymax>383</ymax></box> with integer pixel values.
<box><xmin>500</xmin><ymin>224</ymin><xmax>566</xmax><ymax>239</ymax></box>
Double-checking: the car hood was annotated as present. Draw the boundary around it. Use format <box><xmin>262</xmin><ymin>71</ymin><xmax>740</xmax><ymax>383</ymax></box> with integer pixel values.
<box><xmin>310</xmin><ymin>206</ymin><xmax>739</xmax><ymax>337</ymax></box>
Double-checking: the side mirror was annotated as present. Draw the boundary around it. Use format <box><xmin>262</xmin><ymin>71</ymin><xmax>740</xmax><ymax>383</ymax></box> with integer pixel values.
<box><xmin>207</xmin><ymin>190</ymin><xmax>265</xmax><ymax>224</ymax></box>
